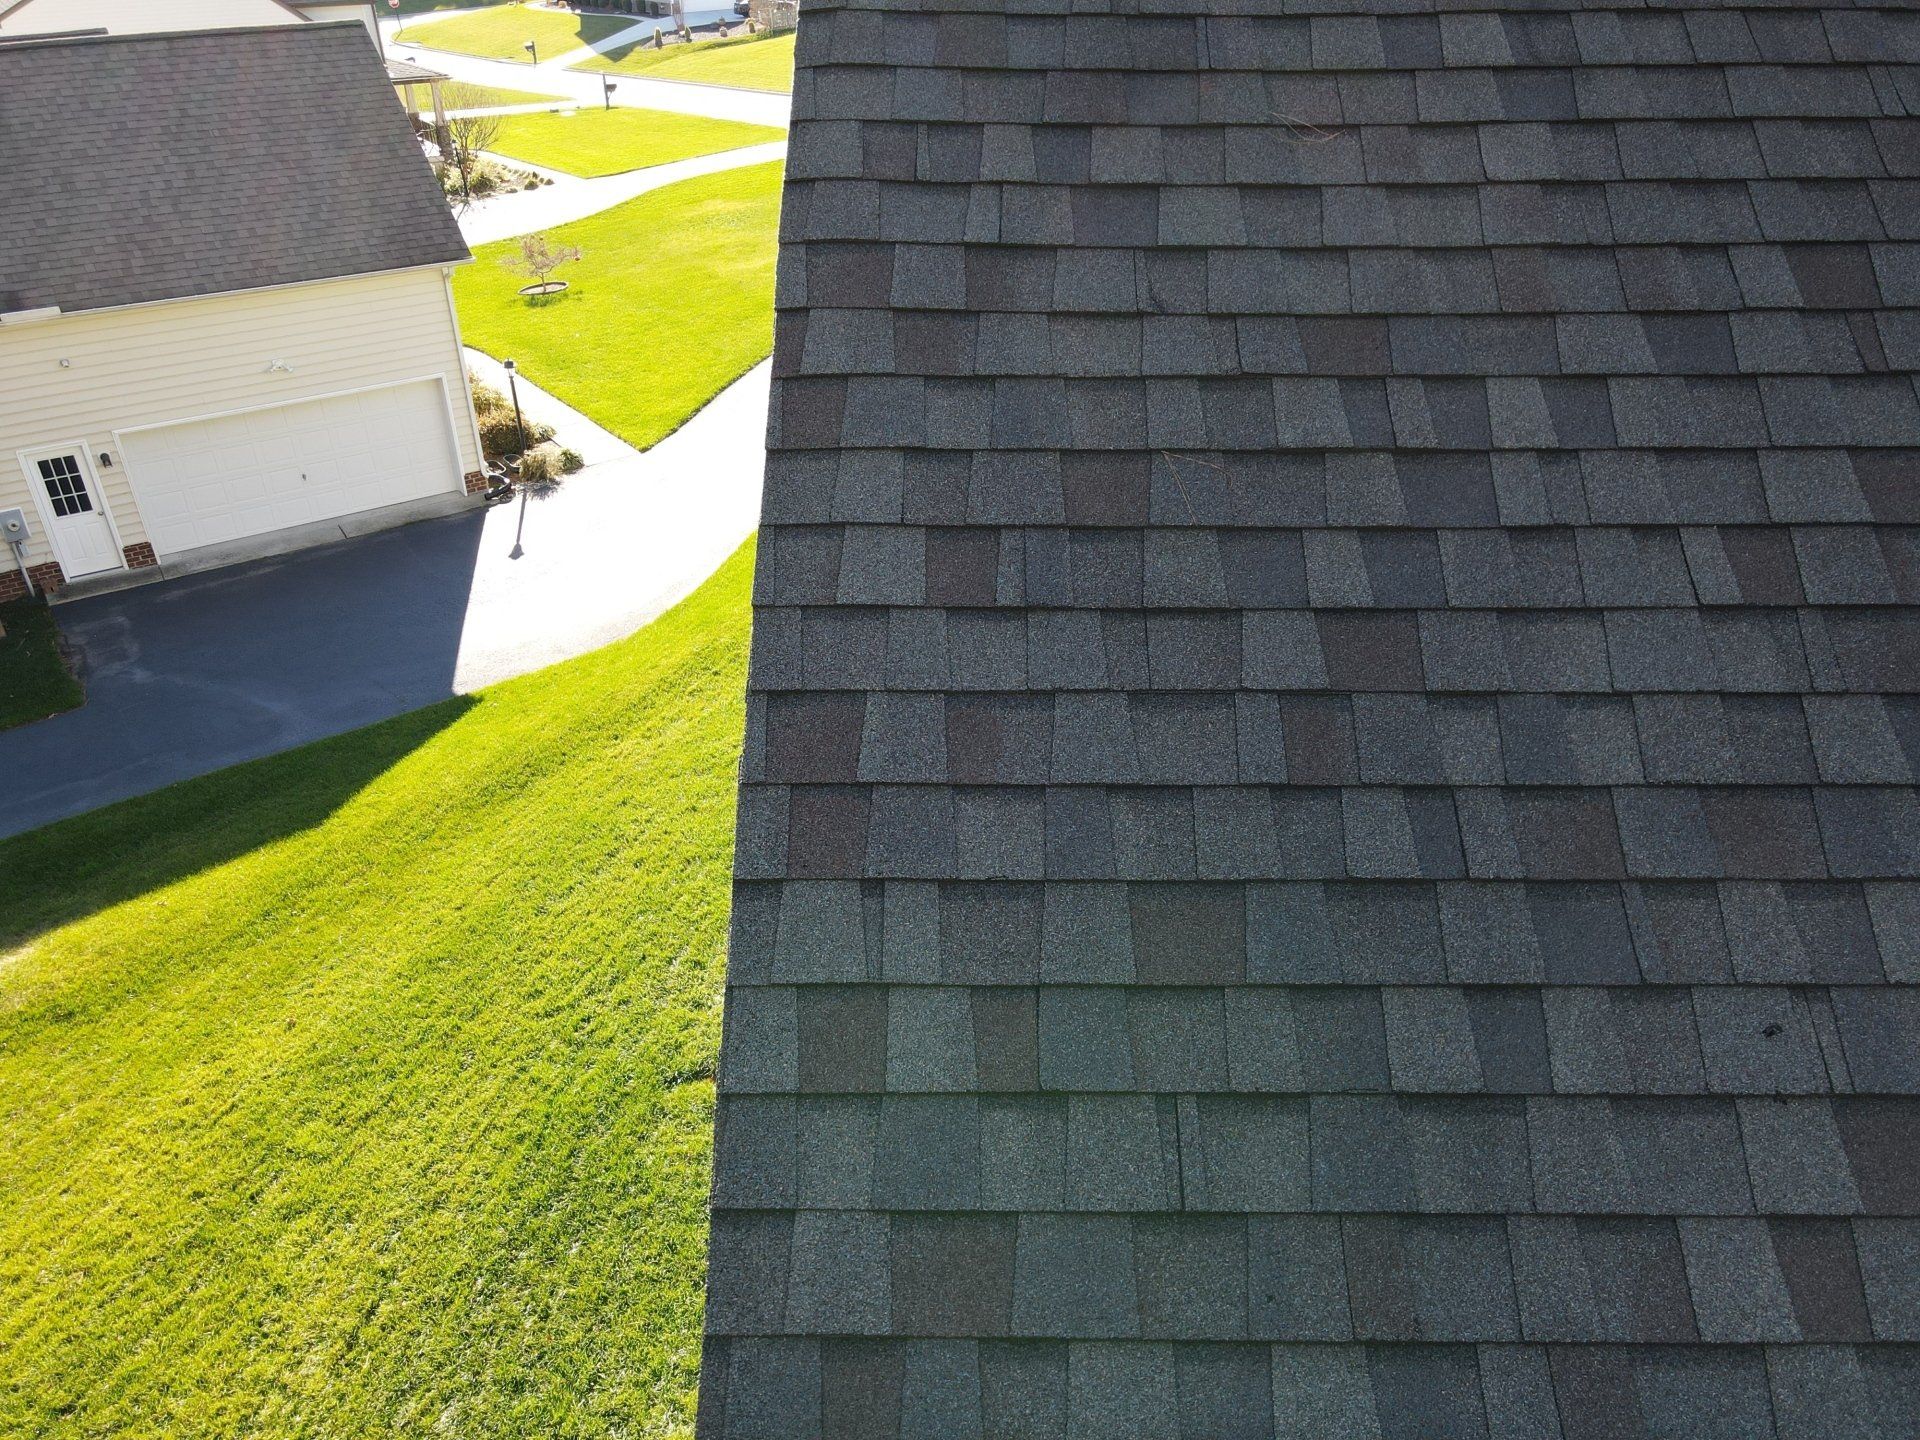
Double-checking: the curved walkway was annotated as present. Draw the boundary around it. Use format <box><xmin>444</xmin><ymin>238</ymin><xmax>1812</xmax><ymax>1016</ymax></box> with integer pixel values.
<box><xmin>459</xmin><ymin>137</ymin><xmax>785</xmax><ymax>245</ymax></box>
<box><xmin>386</xmin><ymin>11</ymin><xmax>792</xmax><ymax>127</ymax></box>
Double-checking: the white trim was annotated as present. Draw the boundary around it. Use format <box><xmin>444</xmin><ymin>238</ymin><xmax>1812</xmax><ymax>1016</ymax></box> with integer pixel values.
<box><xmin>110</xmin><ymin>373</ymin><xmax>466</xmax><ymax>559</ymax></box>
<box><xmin>439</xmin><ymin>267</ymin><xmax>487</xmax><ymax>470</ymax></box>
<box><xmin>27</xmin><ymin>258</ymin><xmax>473</xmax><ymax>328</ymax></box>
<box><xmin>113</xmin><ymin>371</ymin><xmax>461</xmax><ymax>441</ymax></box>
<box><xmin>15</xmin><ymin>441</ymin><xmax>127</xmax><ymax>577</ymax></box>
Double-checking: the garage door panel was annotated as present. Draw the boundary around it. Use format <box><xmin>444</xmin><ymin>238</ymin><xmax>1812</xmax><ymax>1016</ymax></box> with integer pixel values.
<box><xmin>122</xmin><ymin>381</ymin><xmax>459</xmax><ymax>558</ymax></box>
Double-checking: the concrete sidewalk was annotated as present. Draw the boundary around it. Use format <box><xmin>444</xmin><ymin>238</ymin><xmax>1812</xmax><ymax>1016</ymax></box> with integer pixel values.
<box><xmin>458</xmin><ymin>137</ymin><xmax>785</xmax><ymax>245</ymax></box>
<box><xmin>387</xmin><ymin>12</ymin><xmax>791</xmax><ymax>127</ymax></box>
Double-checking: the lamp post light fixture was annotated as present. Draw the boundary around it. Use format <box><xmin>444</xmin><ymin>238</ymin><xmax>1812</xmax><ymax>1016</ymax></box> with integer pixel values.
<box><xmin>523</xmin><ymin>37</ymin><xmax>537</xmax><ymax>63</ymax></box>
<box><xmin>504</xmin><ymin>358</ymin><xmax>532</xmax><ymax>560</ymax></box>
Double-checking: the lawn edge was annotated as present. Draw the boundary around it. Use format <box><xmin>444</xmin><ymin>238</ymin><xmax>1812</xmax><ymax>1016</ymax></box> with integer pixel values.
<box><xmin>564</xmin><ymin>63</ymin><xmax>793</xmax><ymax>95</ymax></box>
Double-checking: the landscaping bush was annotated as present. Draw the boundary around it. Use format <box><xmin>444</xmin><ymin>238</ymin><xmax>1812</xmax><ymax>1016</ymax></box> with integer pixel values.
<box><xmin>476</xmin><ymin>405</ymin><xmax>555</xmax><ymax>461</ymax></box>
<box><xmin>470</xmin><ymin>372</ymin><xmax>508</xmax><ymax>416</ymax></box>
<box><xmin>516</xmin><ymin>441</ymin><xmax>567</xmax><ymax>484</ymax></box>
<box><xmin>470</xmin><ymin>368</ymin><xmax>560</xmax><ymax>463</ymax></box>
<box><xmin>558</xmin><ymin>447</ymin><xmax>585</xmax><ymax>474</ymax></box>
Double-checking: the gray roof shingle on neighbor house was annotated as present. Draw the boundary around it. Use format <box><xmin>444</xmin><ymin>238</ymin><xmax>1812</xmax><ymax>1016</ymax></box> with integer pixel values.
<box><xmin>704</xmin><ymin>0</ymin><xmax>1920</xmax><ymax>1434</ymax></box>
<box><xmin>0</xmin><ymin>23</ymin><xmax>467</xmax><ymax>315</ymax></box>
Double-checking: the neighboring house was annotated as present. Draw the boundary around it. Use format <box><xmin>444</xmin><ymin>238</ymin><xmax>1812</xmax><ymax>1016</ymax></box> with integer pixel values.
<box><xmin>0</xmin><ymin>0</ymin><xmax>452</xmax><ymax>126</ymax></box>
<box><xmin>0</xmin><ymin>24</ymin><xmax>484</xmax><ymax>599</ymax></box>
<box><xmin>0</xmin><ymin>0</ymin><xmax>382</xmax><ymax>47</ymax></box>
<box><xmin>703</xmin><ymin>0</ymin><xmax>1920</xmax><ymax>1435</ymax></box>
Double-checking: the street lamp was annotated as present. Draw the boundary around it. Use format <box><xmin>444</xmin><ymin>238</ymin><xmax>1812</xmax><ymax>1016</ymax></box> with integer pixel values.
<box><xmin>523</xmin><ymin>37</ymin><xmax>537</xmax><ymax>63</ymax></box>
<box><xmin>503</xmin><ymin>358</ymin><xmax>529</xmax><ymax>457</ymax></box>
<box><xmin>601</xmin><ymin>75</ymin><xmax>617</xmax><ymax>110</ymax></box>
<box><xmin>504</xmin><ymin>358</ymin><xmax>531</xmax><ymax>559</ymax></box>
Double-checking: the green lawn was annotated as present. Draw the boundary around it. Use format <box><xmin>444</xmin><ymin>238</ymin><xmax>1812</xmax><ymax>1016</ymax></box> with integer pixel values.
<box><xmin>396</xmin><ymin>2</ymin><xmax>631</xmax><ymax>62</ymax></box>
<box><xmin>576</xmin><ymin>29</ymin><xmax>795</xmax><ymax>93</ymax></box>
<box><xmin>0</xmin><ymin>598</ymin><xmax>83</xmax><ymax>731</ymax></box>
<box><xmin>393</xmin><ymin>0</ymin><xmax>509</xmax><ymax>14</ymax></box>
<box><xmin>440</xmin><ymin>79</ymin><xmax>568</xmax><ymax>109</ymax></box>
<box><xmin>0</xmin><ymin>542</ymin><xmax>754</xmax><ymax>1438</ymax></box>
<box><xmin>454</xmin><ymin>161</ymin><xmax>780</xmax><ymax>451</ymax></box>
<box><xmin>488</xmin><ymin>107</ymin><xmax>782</xmax><ymax>177</ymax></box>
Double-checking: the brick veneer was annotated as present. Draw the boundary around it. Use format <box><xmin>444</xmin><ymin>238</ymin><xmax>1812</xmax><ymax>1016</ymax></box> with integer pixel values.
<box><xmin>463</xmin><ymin>469</ymin><xmax>490</xmax><ymax>495</ymax></box>
<box><xmin>123</xmin><ymin>542</ymin><xmax>158</xmax><ymax>569</ymax></box>
<box><xmin>0</xmin><ymin>560</ymin><xmax>65</xmax><ymax>603</ymax></box>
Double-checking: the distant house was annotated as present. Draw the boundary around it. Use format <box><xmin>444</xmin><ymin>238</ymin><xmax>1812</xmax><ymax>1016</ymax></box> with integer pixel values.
<box><xmin>0</xmin><ymin>24</ymin><xmax>484</xmax><ymax>599</ymax></box>
<box><xmin>0</xmin><ymin>0</ymin><xmax>383</xmax><ymax>45</ymax></box>
<box><xmin>0</xmin><ymin>0</ymin><xmax>462</xmax><ymax>123</ymax></box>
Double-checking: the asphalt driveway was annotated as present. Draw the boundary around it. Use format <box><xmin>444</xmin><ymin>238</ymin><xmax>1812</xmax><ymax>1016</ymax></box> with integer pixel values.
<box><xmin>0</xmin><ymin>363</ymin><xmax>767</xmax><ymax>840</ymax></box>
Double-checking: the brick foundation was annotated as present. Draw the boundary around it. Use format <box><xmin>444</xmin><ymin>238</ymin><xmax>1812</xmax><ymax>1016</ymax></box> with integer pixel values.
<box><xmin>0</xmin><ymin>561</ymin><xmax>65</xmax><ymax>603</ymax></box>
<box><xmin>463</xmin><ymin>469</ymin><xmax>491</xmax><ymax>495</ymax></box>
<box><xmin>123</xmin><ymin>542</ymin><xmax>158</xmax><ymax>569</ymax></box>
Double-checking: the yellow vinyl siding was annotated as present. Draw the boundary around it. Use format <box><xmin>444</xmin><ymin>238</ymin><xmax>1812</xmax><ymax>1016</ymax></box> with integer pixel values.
<box><xmin>0</xmin><ymin>267</ymin><xmax>479</xmax><ymax>569</ymax></box>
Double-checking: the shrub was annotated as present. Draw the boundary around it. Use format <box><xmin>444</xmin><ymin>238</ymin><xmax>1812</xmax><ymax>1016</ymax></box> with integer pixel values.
<box><xmin>517</xmin><ymin>441</ymin><xmax>568</xmax><ymax>484</ymax></box>
<box><xmin>557</xmin><ymin>448</ymin><xmax>585</xmax><ymax>474</ymax></box>
<box><xmin>470</xmin><ymin>372</ymin><xmax>508</xmax><ymax>417</ymax></box>
<box><xmin>476</xmin><ymin>406</ymin><xmax>554</xmax><ymax>462</ymax></box>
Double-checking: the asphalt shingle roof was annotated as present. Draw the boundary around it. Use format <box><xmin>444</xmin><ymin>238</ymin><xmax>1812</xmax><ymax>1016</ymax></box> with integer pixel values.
<box><xmin>0</xmin><ymin>24</ymin><xmax>467</xmax><ymax>315</ymax></box>
<box><xmin>704</xmin><ymin>0</ymin><xmax>1920</xmax><ymax>1434</ymax></box>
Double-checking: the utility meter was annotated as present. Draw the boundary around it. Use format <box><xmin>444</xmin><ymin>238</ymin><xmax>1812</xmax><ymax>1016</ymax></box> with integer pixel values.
<box><xmin>0</xmin><ymin>508</ymin><xmax>28</xmax><ymax>544</ymax></box>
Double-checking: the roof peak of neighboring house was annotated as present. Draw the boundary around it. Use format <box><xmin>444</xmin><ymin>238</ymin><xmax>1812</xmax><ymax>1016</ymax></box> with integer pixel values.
<box><xmin>0</xmin><ymin>0</ymin><xmax>309</xmax><ymax>25</ymax></box>
<box><xmin>0</xmin><ymin>16</ymin><xmax>358</xmax><ymax>48</ymax></box>
<box><xmin>0</xmin><ymin>23</ymin><xmax>467</xmax><ymax>318</ymax></box>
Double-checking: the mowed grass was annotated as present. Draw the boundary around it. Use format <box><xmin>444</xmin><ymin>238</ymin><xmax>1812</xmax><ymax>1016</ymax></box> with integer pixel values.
<box><xmin>393</xmin><ymin>0</ymin><xmax>508</xmax><ymax>14</ymax></box>
<box><xmin>578</xmin><ymin>29</ymin><xmax>794</xmax><ymax>93</ymax></box>
<box><xmin>0</xmin><ymin>599</ymin><xmax>83</xmax><ymax>731</ymax></box>
<box><xmin>396</xmin><ymin>2</ymin><xmax>630</xmax><ymax>61</ymax></box>
<box><xmin>441</xmin><ymin>79</ymin><xmax>568</xmax><ymax>109</ymax></box>
<box><xmin>454</xmin><ymin>161</ymin><xmax>780</xmax><ymax>450</ymax></box>
<box><xmin>0</xmin><ymin>542</ymin><xmax>755</xmax><ymax>1438</ymax></box>
<box><xmin>488</xmin><ymin>107</ymin><xmax>782</xmax><ymax>177</ymax></box>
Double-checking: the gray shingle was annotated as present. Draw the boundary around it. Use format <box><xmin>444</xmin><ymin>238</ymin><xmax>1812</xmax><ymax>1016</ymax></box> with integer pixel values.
<box><xmin>710</xmin><ymin>8</ymin><xmax>1920</xmax><ymax>1431</ymax></box>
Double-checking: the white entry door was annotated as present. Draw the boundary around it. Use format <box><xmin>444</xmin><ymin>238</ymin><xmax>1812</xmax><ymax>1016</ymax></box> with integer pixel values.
<box><xmin>119</xmin><ymin>381</ymin><xmax>460</xmax><ymax>560</ymax></box>
<box><xmin>24</xmin><ymin>447</ymin><xmax>121</xmax><ymax>579</ymax></box>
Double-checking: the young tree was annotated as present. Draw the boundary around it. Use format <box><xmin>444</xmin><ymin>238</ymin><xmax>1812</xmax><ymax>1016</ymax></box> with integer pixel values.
<box><xmin>506</xmin><ymin>233</ymin><xmax>583</xmax><ymax>290</ymax></box>
<box><xmin>438</xmin><ymin>85</ymin><xmax>505</xmax><ymax>205</ymax></box>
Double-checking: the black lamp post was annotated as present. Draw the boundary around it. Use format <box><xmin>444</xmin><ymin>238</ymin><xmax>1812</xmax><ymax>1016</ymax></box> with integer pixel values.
<box><xmin>504</xmin><ymin>359</ymin><xmax>532</xmax><ymax>559</ymax></box>
<box><xmin>503</xmin><ymin>357</ymin><xmax>529</xmax><ymax>458</ymax></box>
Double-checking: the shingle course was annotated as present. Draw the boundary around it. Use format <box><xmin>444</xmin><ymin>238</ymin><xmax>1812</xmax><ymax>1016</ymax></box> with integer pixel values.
<box><xmin>708</xmin><ymin>0</ymin><xmax>1920</xmax><ymax>1429</ymax></box>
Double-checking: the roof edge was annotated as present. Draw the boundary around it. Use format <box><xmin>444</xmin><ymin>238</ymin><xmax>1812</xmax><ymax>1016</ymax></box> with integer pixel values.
<box><xmin>0</xmin><ymin>17</ymin><xmax>365</xmax><ymax>53</ymax></box>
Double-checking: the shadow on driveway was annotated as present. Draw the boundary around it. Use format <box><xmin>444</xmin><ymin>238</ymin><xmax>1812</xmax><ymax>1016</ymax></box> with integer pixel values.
<box><xmin>0</xmin><ymin>512</ymin><xmax>487</xmax><ymax>840</ymax></box>
<box><xmin>0</xmin><ymin>693</ymin><xmax>477</xmax><ymax>947</ymax></box>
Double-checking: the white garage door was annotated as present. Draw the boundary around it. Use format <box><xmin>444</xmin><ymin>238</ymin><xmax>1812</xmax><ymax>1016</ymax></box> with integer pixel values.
<box><xmin>121</xmin><ymin>380</ymin><xmax>460</xmax><ymax>558</ymax></box>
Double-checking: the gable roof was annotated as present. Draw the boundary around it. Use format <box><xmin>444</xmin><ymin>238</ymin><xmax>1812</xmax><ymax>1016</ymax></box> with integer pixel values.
<box><xmin>0</xmin><ymin>24</ymin><xmax>467</xmax><ymax>317</ymax></box>
<box><xmin>700</xmin><ymin>0</ymin><xmax>1920</xmax><ymax>1434</ymax></box>
<box><xmin>0</xmin><ymin>0</ymin><xmax>307</xmax><ymax>34</ymax></box>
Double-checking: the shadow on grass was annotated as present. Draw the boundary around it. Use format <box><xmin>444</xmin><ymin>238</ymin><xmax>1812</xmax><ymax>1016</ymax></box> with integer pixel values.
<box><xmin>0</xmin><ymin>694</ymin><xmax>476</xmax><ymax>949</ymax></box>
<box><xmin>0</xmin><ymin>599</ymin><xmax>85</xmax><ymax>732</ymax></box>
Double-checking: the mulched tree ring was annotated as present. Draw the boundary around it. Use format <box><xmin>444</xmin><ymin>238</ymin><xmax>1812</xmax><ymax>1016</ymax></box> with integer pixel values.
<box><xmin>518</xmin><ymin>280</ymin><xmax>569</xmax><ymax>296</ymax></box>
